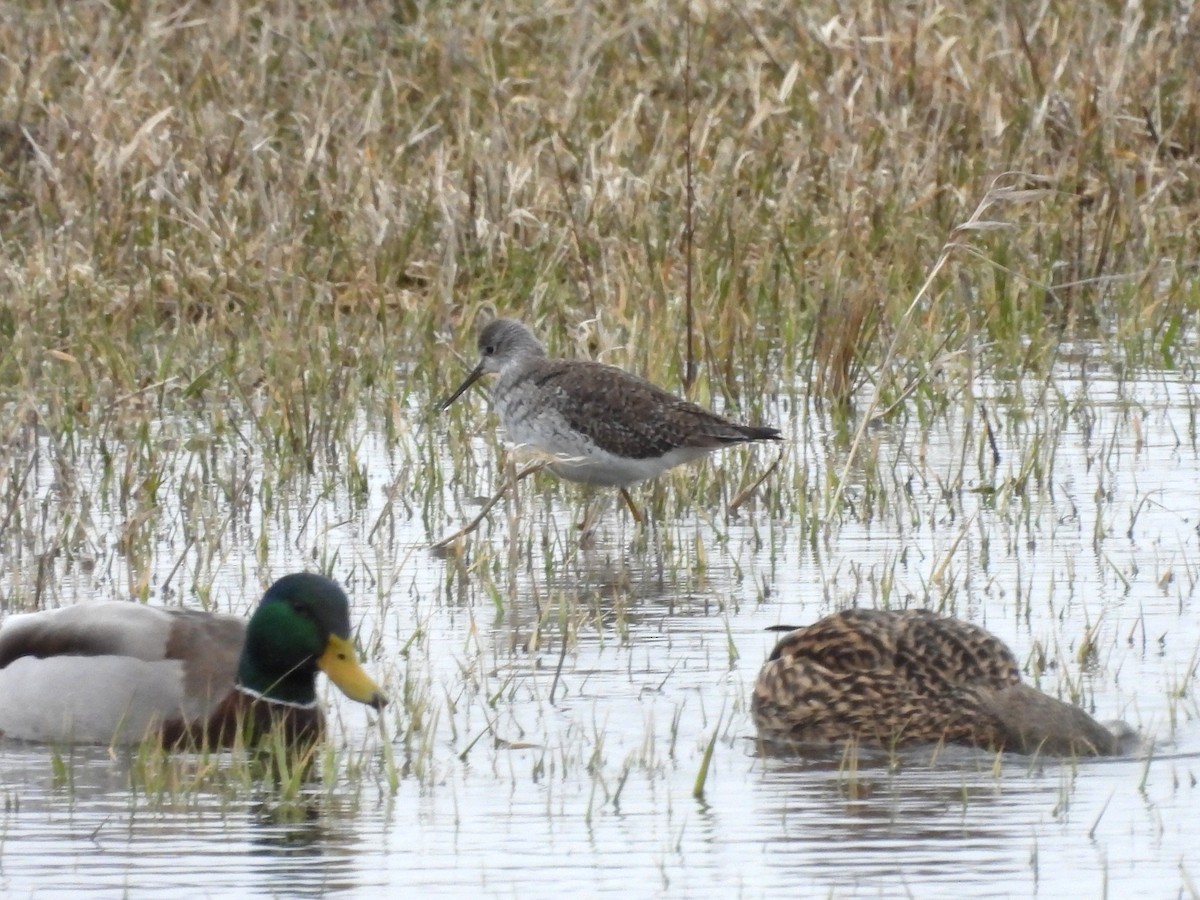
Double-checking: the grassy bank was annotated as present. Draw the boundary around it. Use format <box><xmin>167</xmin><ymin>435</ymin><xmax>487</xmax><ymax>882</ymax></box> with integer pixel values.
<box><xmin>0</xmin><ymin>0</ymin><xmax>1196</xmax><ymax>567</ymax></box>
<box><xmin>3</xmin><ymin>1</ymin><xmax>1196</xmax><ymax>418</ymax></box>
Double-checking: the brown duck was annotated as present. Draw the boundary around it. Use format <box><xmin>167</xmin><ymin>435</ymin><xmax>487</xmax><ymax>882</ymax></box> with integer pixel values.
<box><xmin>753</xmin><ymin>608</ymin><xmax>1121</xmax><ymax>755</ymax></box>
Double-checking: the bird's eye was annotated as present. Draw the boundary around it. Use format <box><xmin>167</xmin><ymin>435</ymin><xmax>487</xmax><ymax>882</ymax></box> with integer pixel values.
<box><xmin>483</xmin><ymin>343</ymin><xmax>495</xmax><ymax>356</ymax></box>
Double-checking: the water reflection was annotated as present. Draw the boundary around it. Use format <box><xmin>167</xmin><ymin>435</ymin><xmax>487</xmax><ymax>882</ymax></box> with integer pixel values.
<box><xmin>246</xmin><ymin>798</ymin><xmax>363</xmax><ymax>897</ymax></box>
<box><xmin>745</xmin><ymin>750</ymin><xmax>1127</xmax><ymax>893</ymax></box>
<box><xmin>1</xmin><ymin>364</ymin><xmax>1198</xmax><ymax>895</ymax></box>
<box><xmin>0</xmin><ymin>742</ymin><xmax>372</xmax><ymax>895</ymax></box>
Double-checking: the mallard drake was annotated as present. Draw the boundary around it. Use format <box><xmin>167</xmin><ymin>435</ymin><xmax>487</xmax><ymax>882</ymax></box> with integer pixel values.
<box><xmin>753</xmin><ymin>608</ymin><xmax>1120</xmax><ymax>756</ymax></box>
<box><xmin>0</xmin><ymin>573</ymin><xmax>387</xmax><ymax>749</ymax></box>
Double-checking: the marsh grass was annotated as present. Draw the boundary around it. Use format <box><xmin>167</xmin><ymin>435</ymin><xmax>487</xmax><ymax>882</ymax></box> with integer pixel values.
<box><xmin>115</xmin><ymin>708</ymin><xmax>407</xmax><ymax>821</ymax></box>
<box><xmin>0</xmin><ymin>2</ymin><xmax>1197</xmax><ymax>882</ymax></box>
<box><xmin>0</xmin><ymin>0</ymin><xmax>1192</xmax><ymax>601</ymax></box>
<box><xmin>4</xmin><ymin>1</ymin><xmax>1196</xmax><ymax>449</ymax></box>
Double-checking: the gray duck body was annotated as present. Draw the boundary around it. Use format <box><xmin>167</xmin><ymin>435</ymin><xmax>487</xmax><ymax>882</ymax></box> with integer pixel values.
<box><xmin>0</xmin><ymin>574</ymin><xmax>387</xmax><ymax>748</ymax></box>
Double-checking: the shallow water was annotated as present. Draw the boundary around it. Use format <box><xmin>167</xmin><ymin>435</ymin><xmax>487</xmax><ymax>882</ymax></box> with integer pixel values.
<box><xmin>2</xmin><ymin>360</ymin><xmax>1198</xmax><ymax>897</ymax></box>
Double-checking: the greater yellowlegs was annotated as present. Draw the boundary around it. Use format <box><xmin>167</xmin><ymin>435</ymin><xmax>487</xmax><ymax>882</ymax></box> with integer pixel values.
<box><xmin>752</xmin><ymin>608</ymin><xmax>1122</xmax><ymax>755</ymax></box>
<box><xmin>440</xmin><ymin>318</ymin><xmax>781</xmax><ymax>520</ymax></box>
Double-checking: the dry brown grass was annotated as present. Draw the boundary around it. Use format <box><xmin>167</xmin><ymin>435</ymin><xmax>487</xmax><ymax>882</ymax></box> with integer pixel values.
<box><xmin>0</xmin><ymin>0</ymin><xmax>1197</xmax><ymax>523</ymax></box>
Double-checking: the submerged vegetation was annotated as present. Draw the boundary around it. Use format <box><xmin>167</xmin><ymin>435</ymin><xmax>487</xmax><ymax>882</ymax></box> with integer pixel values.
<box><xmin>0</xmin><ymin>0</ymin><xmax>1198</xmax><ymax>893</ymax></box>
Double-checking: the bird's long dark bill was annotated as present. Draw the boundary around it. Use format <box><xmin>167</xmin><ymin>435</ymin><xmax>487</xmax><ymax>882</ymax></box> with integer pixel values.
<box><xmin>439</xmin><ymin>364</ymin><xmax>485</xmax><ymax>411</ymax></box>
<box><xmin>317</xmin><ymin>634</ymin><xmax>388</xmax><ymax>710</ymax></box>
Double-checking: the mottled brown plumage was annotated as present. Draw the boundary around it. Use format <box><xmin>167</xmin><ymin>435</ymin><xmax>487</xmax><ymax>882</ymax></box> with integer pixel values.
<box><xmin>753</xmin><ymin>609</ymin><xmax>1119</xmax><ymax>756</ymax></box>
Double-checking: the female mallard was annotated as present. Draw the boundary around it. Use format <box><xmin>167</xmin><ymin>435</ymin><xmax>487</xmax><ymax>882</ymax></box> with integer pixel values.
<box><xmin>753</xmin><ymin>608</ymin><xmax>1120</xmax><ymax>756</ymax></box>
<box><xmin>0</xmin><ymin>573</ymin><xmax>387</xmax><ymax>748</ymax></box>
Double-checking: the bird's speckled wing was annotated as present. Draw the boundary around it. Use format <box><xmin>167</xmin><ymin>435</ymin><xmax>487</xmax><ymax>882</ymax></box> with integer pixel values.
<box><xmin>893</xmin><ymin>610</ymin><xmax>1020</xmax><ymax>688</ymax></box>
<box><xmin>762</xmin><ymin>609</ymin><xmax>1020</xmax><ymax>689</ymax></box>
<box><xmin>512</xmin><ymin>359</ymin><xmax>778</xmax><ymax>460</ymax></box>
<box><xmin>752</xmin><ymin>609</ymin><xmax>1020</xmax><ymax>748</ymax></box>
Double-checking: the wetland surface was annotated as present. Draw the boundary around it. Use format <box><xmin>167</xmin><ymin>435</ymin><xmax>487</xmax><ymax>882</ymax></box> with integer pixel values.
<box><xmin>2</xmin><ymin>356</ymin><xmax>1196</xmax><ymax>897</ymax></box>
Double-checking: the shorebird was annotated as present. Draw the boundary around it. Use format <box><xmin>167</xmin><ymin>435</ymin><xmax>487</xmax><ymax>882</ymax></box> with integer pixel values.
<box><xmin>440</xmin><ymin>318</ymin><xmax>781</xmax><ymax>522</ymax></box>
<box><xmin>753</xmin><ymin>608</ymin><xmax>1124</xmax><ymax>756</ymax></box>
